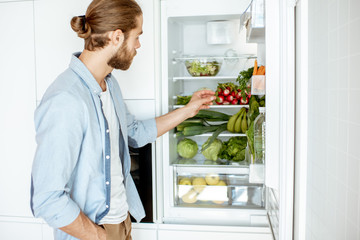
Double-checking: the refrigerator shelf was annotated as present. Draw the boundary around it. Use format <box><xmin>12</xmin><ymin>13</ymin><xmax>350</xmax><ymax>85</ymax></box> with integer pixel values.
<box><xmin>173</xmin><ymin>55</ymin><xmax>257</xmax><ymax>63</ymax></box>
<box><xmin>174</xmin><ymin>165</ymin><xmax>249</xmax><ymax>175</ymax></box>
<box><xmin>173</xmin><ymin>104</ymin><xmax>249</xmax><ymax>109</ymax></box>
<box><xmin>172</xmin><ymin>76</ymin><xmax>238</xmax><ymax>82</ymax></box>
<box><xmin>173</xmin><ymin>132</ymin><xmax>246</xmax><ymax>138</ymax></box>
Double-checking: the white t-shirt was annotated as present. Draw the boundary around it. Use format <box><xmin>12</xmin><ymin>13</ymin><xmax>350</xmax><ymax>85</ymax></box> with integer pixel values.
<box><xmin>98</xmin><ymin>82</ymin><xmax>129</xmax><ymax>224</ymax></box>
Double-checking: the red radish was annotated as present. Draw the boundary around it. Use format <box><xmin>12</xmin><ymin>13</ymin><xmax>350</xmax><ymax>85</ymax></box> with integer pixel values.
<box><xmin>240</xmin><ymin>96</ymin><xmax>249</xmax><ymax>105</ymax></box>
<box><xmin>223</xmin><ymin>89</ymin><xmax>230</xmax><ymax>96</ymax></box>
<box><xmin>223</xmin><ymin>101</ymin><xmax>230</xmax><ymax>105</ymax></box>
<box><xmin>231</xmin><ymin>99</ymin><xmax>238</xmax><ymax>105</ymax></box>
<box><xmin>231</xmin><ymin>91</ymin><xmax>236</xmax><ymax>97</ymax></box>
<box><xmin>215</xmin><ymin>101</ymin><xmax>223</xmax><ymax>105</ymax></box>
<box><xmin>216</xmin><ymin>95</ymin><xmax>224</xmax><ymax>104</ymax></box>
<box><xmin>235</xmin><ymin>91</ymin><xmax>242</xmax><ymax>99</ymax></box>
<box><xmin>226</xmin><ymin>95</ymin><xmax>234</xmax><ymax>102</ymax></box>
<box><xmin>216</xmin><ymin>87</ymin><xmax>223</xmax><ymax>95</ymax></box>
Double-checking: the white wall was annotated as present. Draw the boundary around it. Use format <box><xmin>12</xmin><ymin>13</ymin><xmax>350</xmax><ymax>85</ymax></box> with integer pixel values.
<box><xmin>301</xmin><ymin>0</ymin><xmax>360</xmax><ymax>239</ymax></box>
<box><xmin>0</xmin><ymin>0</ymin><xmax>156</xmax><ymax>239</ymax></box>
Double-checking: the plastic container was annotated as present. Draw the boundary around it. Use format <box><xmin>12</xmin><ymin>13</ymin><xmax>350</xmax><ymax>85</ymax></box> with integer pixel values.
<box><xmin>206</xmin><ymin>21</ymin><xmax>235</xmax><ymax>45</ymax></box>
<box><xmin>251</xmin><ymin>75</ymin><xmax>266</xmax><ymax>95</ymax></box>
<box><xmin>184</xmin><ymin>58</ymin><xmax>222</xmax><ymax>77</ymax></box>
<box><xmin>253</xmin><ymin>107</ymin><xmax>265</xmax><ymax>164</ymax></box>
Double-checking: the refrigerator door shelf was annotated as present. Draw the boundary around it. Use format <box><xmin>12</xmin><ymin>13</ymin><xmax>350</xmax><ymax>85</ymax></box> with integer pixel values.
<box><xmin>249</xmin><ymin>164</ymin><xmax>265</xmax><ymax>184</ymax></box>
<box><xmin>251</xmin><ymin>75</ymin><xmax>266</xmax><ymax>95</ymax></box>
<box><xmin>246</xmin><ymin>0</ymin><xmax>265</xmax><ymax>43</ymax></box>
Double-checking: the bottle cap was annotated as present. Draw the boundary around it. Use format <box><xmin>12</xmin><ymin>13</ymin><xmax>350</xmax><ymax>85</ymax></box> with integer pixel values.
<box><xmin>259</xmin><ymin>107</ymin><xmax>265</xmax><ymax>113</ymax></box>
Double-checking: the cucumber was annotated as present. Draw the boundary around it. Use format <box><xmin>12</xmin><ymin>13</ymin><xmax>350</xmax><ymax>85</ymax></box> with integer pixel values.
<box><xmin>191</xmin><ymin>110</ymin><xmax>231</xmax><ymax>121</ymax></box>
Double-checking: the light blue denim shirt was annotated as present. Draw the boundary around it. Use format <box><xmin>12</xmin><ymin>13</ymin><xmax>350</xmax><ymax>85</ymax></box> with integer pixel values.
<box><xmin>30</xmin><ymin>53</ymin><xmax>157</xmax><ymax>240</ymax></box>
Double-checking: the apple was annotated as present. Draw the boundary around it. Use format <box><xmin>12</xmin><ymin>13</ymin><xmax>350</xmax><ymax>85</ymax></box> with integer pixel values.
<box><xmin>192</xmin><ymin>177</ymin><xmax>206</xmax><ymax>192</ymax></box>
<box><xmin>179</xmin><ymin>177</ymin><xmax>191</xmax><ymax>185</ymax></box>
<box><xmin>181</xmin><ymin>189</ymin><xmax>198</xmax><ymax>204</ymax></box>
<box><xmin>205</xmin><ymin>174</ymin><xmax>220</xmax><ymax>185</ymax></box>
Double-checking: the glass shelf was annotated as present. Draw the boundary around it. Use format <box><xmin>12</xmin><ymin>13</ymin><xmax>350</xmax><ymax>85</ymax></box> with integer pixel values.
<box><xmin>173</xmin><ymin>104</ymin><xmax>249</xmax><ymax>109</ymax></box>
<box><xmin>174</xmin><ymin>165</ymin><xmax>250</xmax><ymax>175</ymax></box>
<box><xmin>173</xmin><ymin>132</ymin><xmax>246</xmax><ymax>138</ymax></box>
<box><xmin>173</xmin><ymin>54</ymin><xmax>257</xmax><ymax>63</ymax></box>
<box><xmin>172</xmin><ymin>76</ymin><xmax>238</xmax><ymax>82</ymax></box>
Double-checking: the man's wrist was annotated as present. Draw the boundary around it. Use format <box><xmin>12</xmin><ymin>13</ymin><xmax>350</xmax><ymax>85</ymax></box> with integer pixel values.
<box><xmin>95</xmin><ymin>225</ymin><xmax>106</xmax><ymax>240</ymax></box>
<box><xmin>182</xmin><ymin>104</ymin><xmax>196</xmax><ymax>119</ymax></box>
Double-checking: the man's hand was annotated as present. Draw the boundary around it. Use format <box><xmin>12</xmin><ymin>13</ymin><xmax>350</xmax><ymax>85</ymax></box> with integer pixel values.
<box><xmin>184</xmin><ymin>90</ymin><xmax>216</xmax><ymax>118</ymax></box>
<box><xmin>59</xmin><ymin>211</ymin><xmax>106</xmax><ymax>240</ymax></box>
<box><xmin>155</xmin><ymin>90</ymin><xmax>215</xmax><ymax>137</ymax></box>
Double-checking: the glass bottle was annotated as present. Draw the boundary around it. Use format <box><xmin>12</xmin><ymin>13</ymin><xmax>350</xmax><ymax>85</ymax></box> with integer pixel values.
<box><xmin>254</xmin><ymin>107</ymin><xmax>265</xmax><ymax>164</ymax></box>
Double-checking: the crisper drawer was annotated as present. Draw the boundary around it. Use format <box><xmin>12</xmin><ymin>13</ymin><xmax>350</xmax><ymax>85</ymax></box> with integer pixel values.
<box><xmin>173</xmin><ymin>166</ymin><xmax>264</xmax><ymax>208</ymax></box>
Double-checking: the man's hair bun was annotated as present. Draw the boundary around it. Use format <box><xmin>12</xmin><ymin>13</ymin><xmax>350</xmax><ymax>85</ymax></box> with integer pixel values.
<box><xmin>70</xmin><ymin>16</ymin><xmax>91</xmax><ymax>39</ymax></box>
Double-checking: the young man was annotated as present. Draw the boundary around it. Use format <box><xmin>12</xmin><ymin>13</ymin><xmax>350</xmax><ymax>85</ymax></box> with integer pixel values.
<box><xmin>30</xmin><ymin>0</ymin><xmax>215</xmax><ymax>239</ymax></box>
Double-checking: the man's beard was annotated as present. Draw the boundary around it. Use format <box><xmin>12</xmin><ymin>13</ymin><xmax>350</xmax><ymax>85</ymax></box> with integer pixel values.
<box><xmin>107</xmin><ymin>41</ymin><xmax>136</xmax><ymax>70</ymax></box>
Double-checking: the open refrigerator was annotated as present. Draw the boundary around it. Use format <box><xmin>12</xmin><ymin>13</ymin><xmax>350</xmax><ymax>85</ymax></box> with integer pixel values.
<box><xmin>157</xmin><ymin>0</ymin><xmax>295</xmax><ymax>239</ymax></box>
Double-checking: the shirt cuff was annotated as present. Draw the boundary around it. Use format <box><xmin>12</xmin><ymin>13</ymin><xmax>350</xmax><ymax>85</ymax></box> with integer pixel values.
<box><xmin>142</xmin><ymin>118</ymin><xmax>158</xmax><ymax>142</ymax></box>
<box><xmin>46</xmin><ymin>199</ymin><xmax>81</xmax><ymax>229</ymax></box>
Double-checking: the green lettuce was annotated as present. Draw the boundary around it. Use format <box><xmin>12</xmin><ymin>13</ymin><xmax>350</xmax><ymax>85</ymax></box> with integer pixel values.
<box><xmin>201</xmin><ymin>138</ymin><xmax>222</xmax><ymax>161</ymax></box>
<box><xmin>177</xmin><ymin>138</ymin><xmax>198</xmax><ymax>159</ymax></box>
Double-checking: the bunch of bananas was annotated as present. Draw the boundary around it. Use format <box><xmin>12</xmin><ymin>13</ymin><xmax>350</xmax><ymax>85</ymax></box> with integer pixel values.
<box><xmin>227</xmin><ymin>108</ymin><xmax>248</xmax><ymax>133</ymax></box>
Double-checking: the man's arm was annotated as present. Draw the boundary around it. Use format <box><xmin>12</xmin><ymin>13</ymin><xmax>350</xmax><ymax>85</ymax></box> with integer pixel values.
<box><xmin>59</xmin><ymin>211</ymin><xmax>106</xmax><ymax>240</ymax></box>
<box><xmin>156</xmin><ymin>90</ymin><xmax>215</xmax><ymax>137</ymax></box>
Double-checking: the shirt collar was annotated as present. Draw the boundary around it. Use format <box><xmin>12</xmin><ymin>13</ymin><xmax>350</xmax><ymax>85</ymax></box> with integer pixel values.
<box><xmin>69</xmin><ymin>52</ymin><xmax>113</xmax><ymax>96</ymax></box>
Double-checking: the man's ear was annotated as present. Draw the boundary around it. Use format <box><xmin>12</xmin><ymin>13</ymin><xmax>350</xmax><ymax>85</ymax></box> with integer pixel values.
<box><xmin>110</xmin><ymin>29</ymin><xmax>124</xmax><ymax>48</ymax></box>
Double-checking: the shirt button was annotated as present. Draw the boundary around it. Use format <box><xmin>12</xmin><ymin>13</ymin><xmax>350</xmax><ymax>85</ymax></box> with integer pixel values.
<box><xmin>106</xmin><ymin>155</ymin><xmax>110</xmax><ymax>159</ymax></box>
<box><xmin>106</xmin><ymin>129</ymin><xmax>110</xmax><ymax>133</ymax></box>
<box><xmin>106</xmin><ymin>181</ymin><xmax>109</xmax><ymax>185</ymax></box>
<box><xmin>106</xmin><ymin>205</ymin><xmax>109</xmax><ymax>208</ymax></box>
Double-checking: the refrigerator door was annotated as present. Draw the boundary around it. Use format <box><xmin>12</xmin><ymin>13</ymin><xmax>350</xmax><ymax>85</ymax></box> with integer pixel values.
<box><xmin>264</xmin><ymin>0</ymin><xmax>296</xmax><ymax>239</ymax></box>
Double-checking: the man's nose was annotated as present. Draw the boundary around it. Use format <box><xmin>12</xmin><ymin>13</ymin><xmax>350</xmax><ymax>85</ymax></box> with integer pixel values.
<box><xmin>136</xmin><ymin>40</ymin><xmax>141</xmax><ymax>49</ymax></box>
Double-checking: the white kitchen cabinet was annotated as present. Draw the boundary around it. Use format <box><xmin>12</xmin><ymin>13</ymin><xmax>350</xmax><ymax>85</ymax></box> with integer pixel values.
<box><xmin>158</xmin><ymin>231</ymin><xmax>272</xmax><ymax>240</ymax></box>
<box><xmin>34</xmin><ymin>0</ymin><xmax>155</xmax><ymax>101</ymax></box>
<box><xmin>109</xmin><ymin>0</ymin><xmax>156</xmax><ymax>100</ymax></box>
<box><xmin>124</xmin><ymin>100</ymin><xmax>156</xmax><ymax>120</ymax></box>
<box><xmin>132</xmin><ymin>223</ymin><xmax>157</xmax><ymax>240</ymax></box>
<box><xmin>0</xmin><ymin>222</ymin><xmax>42</xmax><ymax>240</ymax></box>
<box><xmin>0</xmin><ymin>0</ymin><xmax>32</xmax><ymax>2</ymax></box>
<box><xmin>42</xmin><ymin>223</ymin><xmax>55</xmax><ymax>240</ymax></box>
<box><xmin>132</xmin><ymin>229</ymin><xmax>157</xmax><ymax>240</ymax></box>
<box><xmin>0</xmin><ymin>1</ymin><xmax>36</xmax><ymax>217</ymax></box>
<box><xmin>157</xmin><ymin>225</ymin><xmax>273</xmax><ymax>240</ymax></box>
<box><xmin>34</xmin><ymin>0</ymin><xmax>91</xmax><ymax>102</ymax></box>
